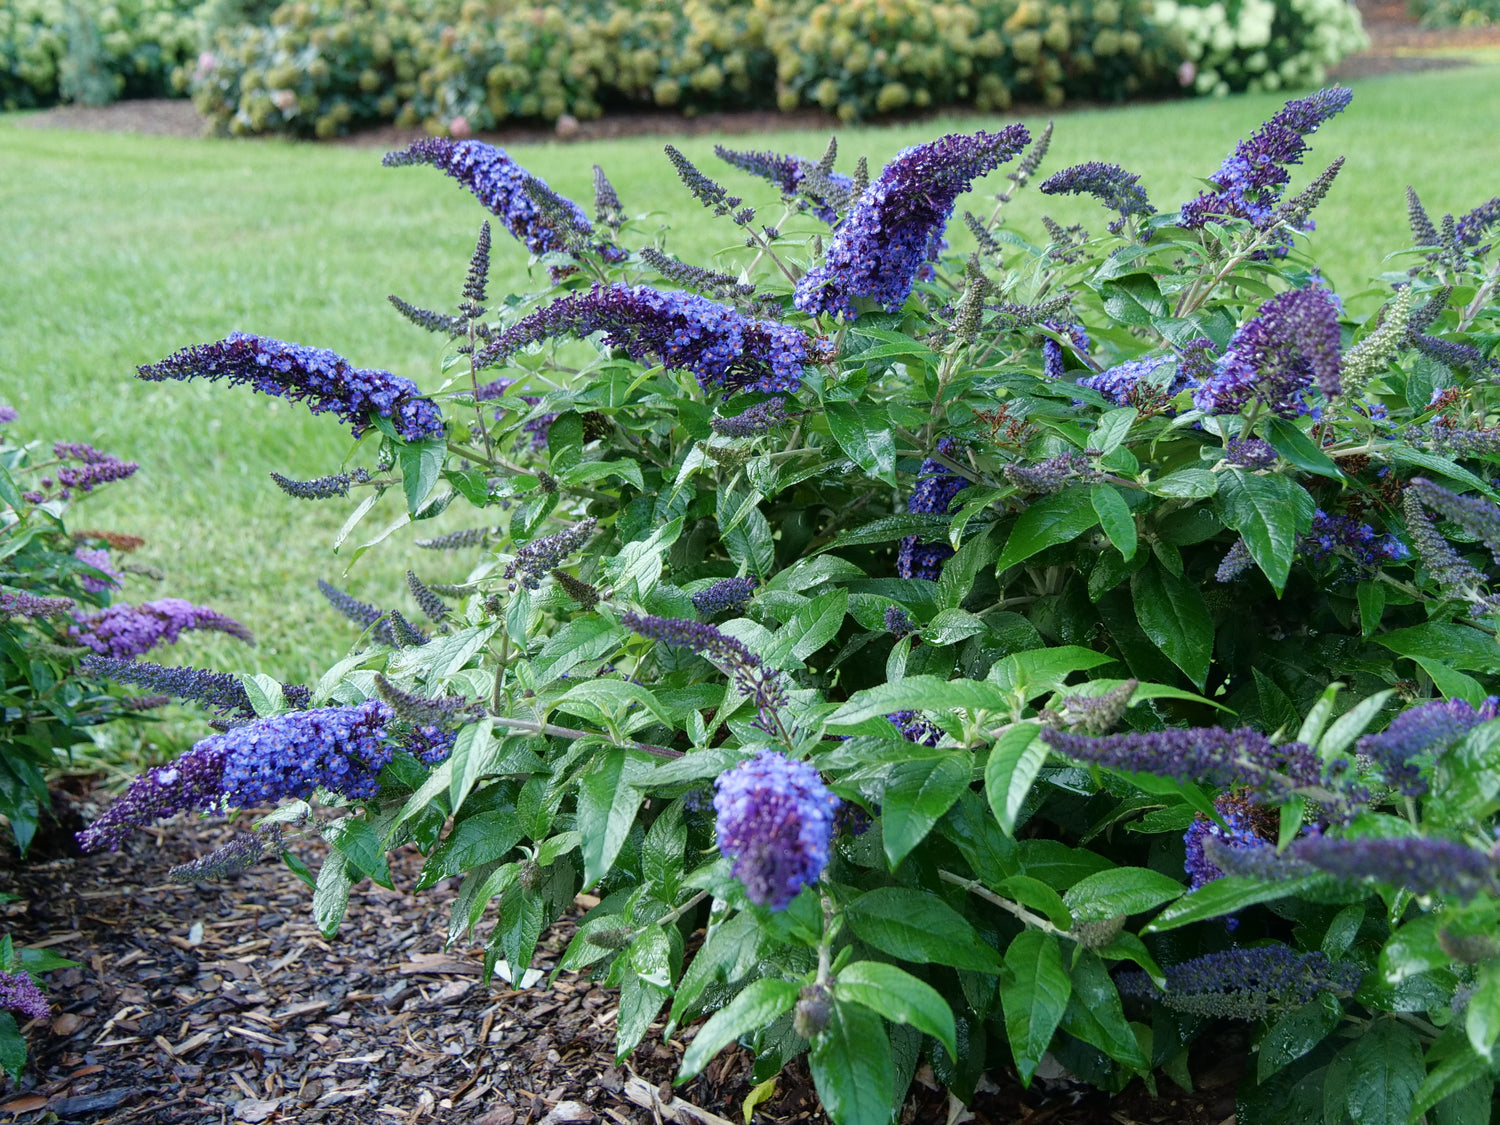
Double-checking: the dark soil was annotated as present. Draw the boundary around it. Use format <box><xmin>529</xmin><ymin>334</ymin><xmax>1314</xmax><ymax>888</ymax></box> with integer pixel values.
<box><xmin>0</xmin><ymin>782</ymin><xmax>1243</xmax><ymax>1125</ymax></box>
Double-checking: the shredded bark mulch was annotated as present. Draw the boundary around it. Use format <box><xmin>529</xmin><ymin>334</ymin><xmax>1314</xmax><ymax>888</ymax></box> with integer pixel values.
<box><xmin>0</xmin><ymin>781</ymin><xmax>1243</xmax><ymax>1125</ymax></box>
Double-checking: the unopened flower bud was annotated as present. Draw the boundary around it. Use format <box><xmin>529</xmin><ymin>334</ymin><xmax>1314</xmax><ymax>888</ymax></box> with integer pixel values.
<box><xmin>517</xmin><ymin>859</ymin><xmax>545</xmax><ymax>892</ymax></box>
<box><xmin>584</xmin><ymin>926</ymin><xmax>635</xmax><ymax>951</ymax></box>
<box><xmin>1070</xmin><ymin>915</ymin><xmax>1126</xmax><ymax>950</ymax></box>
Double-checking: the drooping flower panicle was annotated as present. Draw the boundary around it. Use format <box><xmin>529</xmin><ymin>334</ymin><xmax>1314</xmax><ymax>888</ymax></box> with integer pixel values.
<box><xmin>0</xmin><ymin>971</ymin><xmax>50</xmax><ymax>1023</ymax></box>
<box><xmin>621</xmin><ymin>612</ymin><xmax>788</xmax><ymax>732</ymax></box>
<box><xmin>269</xmin><ymin>469</ymin><xmax>370</xmax><ymax>501</ymax></box>
<box><xmin>713</xmin><ymin>749</ymin><xmax>839</xmax><ymax>910</ymax></box>
<box><xmin>1356</xmin><ymin>696</ymin><xmax>1499</xmax><ymax>796</ymax></box>
<box><xmin>1117</xmin><ymin>946</ymin><xmax>1361</xmax><ymax>1020</ymax></box>
<box><xmin>481</xmin><ymin>284</ymin><xmax>816</xmax><ymax>397</ymax></box>
<box><xmin>504</xmin><ymin>517</ymin><xmax>597</xmax><ymax>591</ymax></box>
<box><xmin>1039</xmin><ymin>161</ymin><xmax>1155</xmax><ymax>234</ymax></box>
<box><xmin>70</xmin><ymin>599</ymin><xmax>254</xmax><ymax>659</ymax></box>
<box><xmin>794</xmin><ymin>127</ymin><xmax>1030</xmax><ymax>319</ymax></box>
<box><xmin>691</xmin><ymin>576</ymin><xmax>759</xmax><ymax>618</ymax></box>
<box><xmin>138</xmin><ymin>333</ymin><xmax>443</xmax><ymax>442</ymax></box>
<box><xmin>1191</xmin><ymin>287</ymin><xmax>1343</xmax><ymax>417</ymax></box>
<box><xmin>81</xmin><ymin>655</ymin><xmax>310</xmax><ymax>717</ymax></box>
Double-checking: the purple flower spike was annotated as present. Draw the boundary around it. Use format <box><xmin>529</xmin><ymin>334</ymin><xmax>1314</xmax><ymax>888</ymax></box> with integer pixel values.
<box><xmin>713</xmin><ymin>749</ymin><xmax>839</xmax><ymax>910</ymax></box>
<box><xmin>1299</xmin><ymin>509</ymin><xmax>1409</xmax><ymax>571</ymax></box>
<box><xmin>794</xmin><ymin>127</ymin><xmax>1030</xmax><ymax>319</ymax></box>
<box><xmin>691</xmin><ymin>576</ymin><xmax>759</xmax><ymax>618</ymax></box>
<box><xmin>70</xmin><ymin>599</ymin><xmax>254</xmax><ymax>659</ymax></box>
<box><xmin>1191</xmin><ymin>287</ymin><xmax>1343</xmax><ymax>417</ymax></box>
<box><xmin>1040</xmin><ymin>162</ymin><xmax>1155</xmax><ymax>235</ymax></box>
<box><xmin>1357</xmin><ymin>697</ymin><xmax>1499</xmax><ymax>796</ymax></box>
<box><xmin>138</xmin><ymin>333</ymin><xmax>443</xmax><ymax>442</ymax></box>
<box><xmin>482</xmin><ymin>284</ymin><xmax>816</xmax><ymax>397</ymax></box>
<box><xmin>1289</xmin><ymin>835</ymin><xmax>1500</xmax><ymax>902</ymax></box>
<box><xmin>1117</xmin><ymin>946</ymin><xmax>1361</xmax><ymax>1020</ymax></box>
<box><xmin>1410</xmin><ymin>478</ymin><xmax>1500</xmax><ymax>566</ymax></box>
<box><xmin>898</xmin><ymin>438</ymin><xmax>966</xmax><ymax>581</ymax></box>
<box><xmin>714</xmin><ymin>145</ymin><xmax>853</xmax><ymax>224</ymax></box>
<box><xmin>75</xmin><ymin>738</ymin><xmax>232</xmax><ymax>853</ymax></box>
<box><xmin>0</xmin><ymin>405</ymin><xmax>17</xmax><ymax>425</ymax></box>
<box><xmin>0</xmin><ymin>591</ymin><xmax>75</xmax><ymax>618</ymax></box>
<box><xmin>1078</xmin><ymin>355</ymin><xmax>1182</xmax><ymax>406</ymax></box>
<box><xmin>0</xmin><ymin>971</ymin><xmax>50</xmax><ymax>1023</ymax></box>
<box><xmin>621</xmin><ymin>611</ymin><xmax>789</xmax><ymax>734</ymax></box>
<box><xmin>1182</xmin><ymin>87</ymin><xmax>1353</xmax><ymax>238</ymax></box>
<box><xmin>73</xmin><ymin>547</ymin><xmax>123</xmax><ymax>594</ymax></box>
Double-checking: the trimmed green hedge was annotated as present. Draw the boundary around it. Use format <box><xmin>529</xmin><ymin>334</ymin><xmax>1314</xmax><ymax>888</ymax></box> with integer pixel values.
<box><xmin>1</xmin><ymin>0</ymin><xmax>1366</xmax><ymax>131</ymax></box>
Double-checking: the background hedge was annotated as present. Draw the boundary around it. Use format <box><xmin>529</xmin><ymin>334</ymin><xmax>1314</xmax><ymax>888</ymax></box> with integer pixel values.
<box><xmin>1</xmin><ymin>0</ymin><xmax>1366</xmax><ymax>135</ymax></box>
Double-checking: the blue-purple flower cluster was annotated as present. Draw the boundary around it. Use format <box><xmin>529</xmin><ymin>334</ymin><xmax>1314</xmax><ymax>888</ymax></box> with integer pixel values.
<box><xmin>76</xmin><ymin>736</ymin><xmax>234</xmax><ymax>853</ymax></box>
<box><xmin>883</xmin><ymin>606</ymin><xmax>916</xmax><ymax>639</ymax></box>
<box><xmin>1003</xmin><ymin>452</ymin><xmax>1099</xmax><ymax>495</ymax></box>
<box><xmin>1117</xmin><ymin>945</ymin><xmax>1361</xmax><ymax>1020</ymax></box>
<box><xmin>318</xmin><ymin>579</ymin><xmax>399</xmax><ymax>646</ymax></box>
<box><xmin>1039</xmin><ymin>161</ymin><xmax>1155</xmax><ymax>235</ymax></box>
<box><xmin>1191</xmin><ymin>287</ymin><xmax>1343</xmax><ymax>417</ymax></box>
<box><xmin>0</xmin><ymin>591</ymin><xmax>75</xmax><ymax>618</ymax></box>
<box><xmin>70</xmin><ymin>599</ymin><xmax>254</xmax><ymax>659</ymax></box>
<box><xmin>692</xmin><ymin>576</ymin><xmax>759</xmax><ymax>618</ymax></box>
<box><xmin>713</xmin><ymin>145</ymin><xmax>853</xmax><ymax>224</ymax></box>
<box><xmin>710</xmin><ymin>398</ymin><xmax>789</xmax><ymax>438</ymax></box>
<box><xmin>1183</xmin><ymin>792</ymin><xmax>1276</xmax><ymax>891</ymax></box>
<box><xmin>51</xmin><ymin>441</ymin><xmax>138</xmax><ymax>497</ymax></box>
<box><xmin>215</xmin><ymin>699</ymin><xmax>394</xmax><ymax>805</ymax></box>
<box><xmin>621</xmin><ymin>611</ymin><xmax>788</xmax><ymax>733</ymax></box>
<box><xmin>1224</xmin><ymin>437</ymin><xmax>1277</xmax><ymax>470</ymax></box>
<box><xmin>138</xmin><ymin>333</ymin><xmax>443</xmax><ymax>442</ymax></box>
<box><xmin>713</xmin><ymin>749</ymin><xmax>839</xmax><ymax>910</ymax></box>
<box><xmin>0</xmin><ymin>405</ymin><xmax>16</xmax><ymax>426</ymax></box>
<box><xmin>1410</xmin><ymin>477</ymin><xmax>1500</xmax><ymax>565</ymax></box>
<box><xmin>1041</xmin><ymin>320</ymin><xmax>1090</xmax><ymax>381</ymax></box>
<box><xmin>1292</xmin><ymin>835</ymin><xmax>1500</xmax><ymax>902</ymax></box>
<box><xmin>168</xmin><ymin>826</ymin><xmax>282</xmax><ymax>883</ymax></box>
<box><xmin>0</xmin><ymin>971</ymin><xmax>49</xmax><ymax>1023</ymax></box>
<box><xmin>1077</xmin><ymin>355</ymin><xmax>1182</xmax><ymax>405</ymax></box>
<box><xmin>270</xmin><ymin>468</ymin><xmax>371</xmax><ymax>501</ymax></box>
<box><xmin>72</xmin><ymin>547</ymin><xmax>122</xmax><ymax>594</ymax></box>
<box><xmin>793</xmin><ymin>127</ymin><xmax>1030</xmax><ymax>319</ymax></box>
<box><xmin>482</xmin><ymin>284</ymin><xmax>815</xmax><ymax>397</ymax></box>
<box><xmin>898</xmin><ymin>438</ymin><xmax>966</xmax><ymax>581</ymax></box>
<box><xmin>403</xmin><ymin>725</ymin><xmax>457</xmax><ymax>766</ymax></box>
<box><xmin>1357</xmin><ymin>697</ymin><xmax>1499</xmax><ymax>796</ymax></box>
<box><xmin>887</xmin><ymin>710</ymin><xmax>942</xmax><ymax>746</ymax></box>
<box><xmin>1181</xmin><ymin>87</ymin><xmax>1353</xmax><ymax>236</ymax></box>
<box><xmin>504</xmin><ymin>518</ymin><xmax>597</xmax><ymax>591</ymax></box>
<box><xmin>1299</xmin><ymin>509</ymin><xmax>1409</xmax><ymax>570</ymax></box>
<box><xmin>383</xmin><ymin>139</ymin><xmax>620</xmax><ymax>269</ymax></box>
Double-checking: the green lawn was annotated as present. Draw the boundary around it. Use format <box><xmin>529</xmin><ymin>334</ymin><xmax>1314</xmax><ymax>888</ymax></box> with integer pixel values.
<box><xmin>2</xmin><ymin>65</ymin><xmax>1497</xmax><ymax>691</ymax></box>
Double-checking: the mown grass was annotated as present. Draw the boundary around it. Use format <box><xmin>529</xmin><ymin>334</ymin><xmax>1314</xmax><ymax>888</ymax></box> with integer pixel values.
<box><xmin>1</xmin><ymin>65</ymin><xmax>1497</xmax><ymax>696</ymax></box>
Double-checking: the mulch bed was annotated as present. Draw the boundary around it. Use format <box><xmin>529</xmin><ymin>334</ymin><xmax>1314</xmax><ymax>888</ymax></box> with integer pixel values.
<box><xmin>0</xmin><ymin>781</ymin><xmax>1242</xmax><ymax>1125</ymax></box>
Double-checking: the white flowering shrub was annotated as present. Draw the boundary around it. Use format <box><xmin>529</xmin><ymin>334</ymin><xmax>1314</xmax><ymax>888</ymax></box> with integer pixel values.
<box><xmin>1151</xmin><ymin>0</ymin><xmax>1367</xmax><ymax>95</ymax></box>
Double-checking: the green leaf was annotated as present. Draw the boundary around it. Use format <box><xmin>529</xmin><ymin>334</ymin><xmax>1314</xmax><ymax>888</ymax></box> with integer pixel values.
<box><xmin>577</xmin><ymin>748</ymin><xmax>643</xmax><ymax>889</ymax></box>
<box><xmin>1319</xmin><ymin>690</ymin><xmax>1395</xmax><ymax>766</ymax></box>
<box><xmin>1091</xmin><ymin>407</ymin><xmax>1139</xmax><ymax>456</ymax></box>
<box><xmin>1091</xmin><ymin>484</ymin><xmax>1137</xmax><ymax>561</ymax></box>
<box><xmin>826</xmin><ymin>400</ymin><xmax>898</xmax><ymax>486</ymax></box>
<box><xmin>1391</xmin><ymin>445</ymin><xmax>1499</xmax><ymax>500</ymax></box>
<box><xmin>1001</xmin><ymin>931</ymin><xmax>1071</xmax><ymax>1085</ymax></box>
<box><xmin>984</xmin><ymin>723</ymin><xmax>1049</xmax><ymax>835</ymax></box>
<box><xmin>1143</xmin><ymin>468</ymin><xmax>1218</xmax><ymax>498</ymax></box>
<box><xmin>764</xmin><ymin>588</ymin><xmax>848</xmax><ymax>668</ymax></box>
<box><xmin>1063</xmin><ymin>867</ymin><xmax>1184</xmax><ymax>922</ymax></box>
<box><xmin>1257</xmin><ymin>994</ymin><xmax>1341</xmax><ymax>1083</ymax></box>
<box><xmin>990</xmin><ymin>646</ymin><xmax>1117</xmax><ymax>699</ymax></box>
<box><xmin>555</xmin><ymin>677</ymin><xmax>674</xmax><ymax>729</ymax></box>
<box><xmin>0</xmin><ymin>1012</ymin><xmax>25</xmax><ymax>1079</ymax></box>
<box><xmin>995</xmin><ymin>490</ymin><xmax>1099</xmax><ymax>572</ymax></box>
<box><xmin>836</xmin><ymin>961</ymin><xmax>957</xmax><ymax>1060</ymax></box>
<box><xmin>1348</xmin><ymin>1020</ymin><xmax>1424</xmax><ymax>1125</ymax></box>
<box><xmin>724</xmin><ymin>504</ymin><xmax>775</xmax><ymax>578</ymax></box>
<box><xmin>1061</xmin><ymin>951</ymin><xmax>1148</xmax><ymax>1072</ymax></box>
<box><xmin>1131</xmin><ymin>563</ymin><xmax>1213</xmax><ymax>687</ymax></box>
<box><xmin>1377</xmin><ymin>622</ymin><xmax>1500</xmax><ymax>674</ymax></box>
<box><xmin>241</xmin><ymin>673</ymin><xmax>285</xmax><ymax>718</ymax></box>
<box><xmin>1215</xmin><ymin>469</ymin><xmax>1315</xmax><ymax>593</ymax></box>
<box><xmin>677</xmin><ymin>977</ymin><xmax>799</xmax><ymax>1081</ymax></box>
<box><xmin>1145</xmin><ymin>874</ymin><xmax>1325</xmax><ymax>932</ymax></box>
<box><xmin>1266</xmin><ymin>418</ymin><xmax>1347</xmax><ymax>481</ymax></box>
<box><xmin>1357</xmin><ymin>581</ymin><xmax>1386</xmax><ymax>637</ymax></box>
<box><xmin>313</xmin><ymin>849</ymin><xmax>353</xmax><ymax>939</ymax></box>
<box><xmin>828</xmin><ymin>676</ymin><xmax>1010</xmax><ymax>727</ymax></box>
<box><xmin>883</xmin><ymin>755</ymin><xmax>971</xmax><ymax>867</ymax></box>
<box><xmin>560</xmin><ymin>459</ymin><xmax>644</xmax><ymax>489</ymax></box>
<box><xmin>845</xmin><ymin>888</ymin><xmax>1002</xmax><ymax>972</ymax></box>
<box><xmin>1100</xmin><ymin>275</ymin><xmax>1167</xmax><ymax>325</ymax></box>
<box><xmin>547</xmin><ymin>411</ymin><xmax>585</xmax><ymax>473</ymax></box>
<box><xmin>398</xmin><ymin>437</ymin><xmax>445</xmax><ymax>515</ymax></box>
<box><xmin>922</xmin><ymin>608</ymin><xmax>986</xmax><ymax>646</ymax></box>
<box><xmin>822</xmin><ymin>513</ymin><xmax>954</xmax><ymax>551</ymax></box>
<box><xmin>1465</xmin><ymin>959</ymin><xmax>1500</xmax><ymax>1061</ymax></box>
<box><xmin>809</xmin><ymin>999</ymin><xmax>896</xmax><ymax>1125</ymax></box>
<box><xmin>1411</xmin><ymin>1048</ymin><xmax>1493</xmax><ymax>1124</ymax></box>
<box><xmin>937</xmin><ymin>529</ymin><xmax>999</xmax><ymax>610</ymax></box>
<box><xmin>448</xmin><ymin>718</ymin><xmax>499</xmax><ymax>816</ymax></box>
<box><xmin>617</xmin><ymin>928</ymin><xmax>674</xmax><ymax>1059</ymax></box>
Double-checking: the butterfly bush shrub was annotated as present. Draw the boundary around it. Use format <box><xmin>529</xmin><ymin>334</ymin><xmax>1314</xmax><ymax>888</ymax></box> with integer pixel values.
<box><xmin>83</xmin><ymin>90</ymin><xmax>1500</xmax><ymax>1124</ymax></box>
<box><xmin>0</xmin><ymin>412</ymin><xmax>255</xmax><ymax>855</ymax></box>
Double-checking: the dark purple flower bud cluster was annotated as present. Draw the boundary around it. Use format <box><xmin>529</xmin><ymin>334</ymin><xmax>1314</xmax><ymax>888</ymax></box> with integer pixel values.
<box><xmin>138</xmin><ymin>333</ymin><xmax>443</xmax><ymax>442</ymax></box>
<box><xmin>639</xmin><ymin>247</ymin><xmax>757</xmax><ymax>304</ymax></box>
<box><xmin>81</xmin><ymin>656</ymin><xmax>309</xmax><ymax>717</ymax></box>
<box><xmin>386</xmin><ymin>610</ymin><xmax>429</xmax><ymax>648</ymax></box>
<box><xmin>1191</xmin><ymin>287</ymin><xmax>1343</xmax><ymax>417</ymax></box>
<box><xmin>1299</xmin><ymin>509</ymin><xmax>1409</xmax><ymax>570</ymax></box>
<box><xmin>76</xmin><ymin>737</ymin><xmax>233</xmax><ymax>853</ymax></box>
<box><xmin>504</xmin><ymin>517</ymin><xmax>597</xmax><ymax>591</ymax></box>
<box><xmin>168</xmin><ymin>825</ymin><xmax>283</xmax><ymax>883</ymax></box>
<box><xmin>0</xmin><ymin>970</ymin><xmax>50</xmax><ymax>1023</ymax></box>
<box><xmin>593</xmin><ymin>164</ymin><xmax>624</xmax><ymax>230</ymax></box>
<box><xmin>1290</xmin><ymin>835</ymin><xmax>1500</xmax><ymax>902</ymax></box>
<box><xmin>621</xmin><ymin>612</ymin><xmax>788</xmax><ymax>733</ymax></box>
<box><xmin>51</xmin><ymin>441</ymin><xmax>138</xmax><ymax>497</ymax></box>
<box><xmin>318</xmin><ymin>579</ymin><xmax>395</xmax><ymax>646</ymax></box>
<box><xmin>269</xmin><ymin>468</ymin><xmax>371</xmax><ymax>501</ymax></box>
<box><xmin>406</xmin><ymin>571</ymin><xmax>450</xmax><ymax>623</ymax></box>
<box><xmin>414</xmin><ymin>526</ymin><xmax>500</xmax><ymax>551</ymax></box>
<box><xmin>1180</xmin><ymin>87</ymin><xmax>1353</xmax><ymax>237</ymax></box>
<box><xmin>1040</xmin><ymin>319</ymin><xmax>1090</xmax><ymax>381</ymax></box>
<box><xmin>0</xmin><ymin>591</ymin><xmax>75</xmax><ymax>618</ymax></box>
<box><xmin>898</xmin><ymin>438</ymin><xmax>966</xmax><ymax>582</ymax></box>
<box><xmin>551</xmin><ymin>570</ymin><xmax>601</xmax><ymax>611</ymax></box>
<box><xmin>883</xmin><ymin>606</ymin><xmax>916</xmax><ymax>639</ymax></box>
<box><xmin>691</xmin><ymin>576</ymin><xmax>759</xmax><ymax>618</ymax></box>
<box><xmin>1455</xmin><ymin>196</ymin><xmax>1500</xmax><ymax>251</ymax></box>
<box><xmin>1039</xmin><ymin>724</ymin><xmax>1330</xmax><ymax>805</ymax></box>
<box><xmin>483</xmin><ymin>284</ymin><xmax>815</xmax><ymax>398</ymax></box>
<box><xmin>1039</xmin><ymin>162</ymin><xmax>1155</xmax><ymax>235</ymax></box>
<box><xmin>1054</xmin><ymin>679</ymin><xmax>1138</xmax><ymax>735</ymax></box>
<box><xmin>1117</xmin><ymin>945</ymin><xmax>1362</xmax><ymax>1020</ymax></box>
<box><xmin>1410</xmin><ymin>478</ymin><xmax>1500</xmax><ymax>565</ymax></box>
<box><xmin>1411</xmin><ymin>334</ymin><xmax>1500</xmax><ymax>377</ymax></box>
<box><xmin>1215</xmin><ymin>538</ymin><xmax>1256</xmax><ymax>583</ymax></box>
<box><xmin>887</xmin><ymin>710</ymin><xmax>942</xmax><ymax>746</ymax></box>
<box><xmin>1184</xmin><ymin>791</ymin><xmax>1277</xmax><ymax>891</ymax></box>
<box><xmin>73</xmin><ymin>547</ymin><xmax>123</xmax><ymax>594</ymax></box>
<box><xmin>1401</xmin><ymin>489</ymin><xmax>1495</xmax><ymax>614</ymax></box>
<box><xmin>403</xmin><ymin>724</ymin><xmax>457</xmax><ymax>766</ymax></box>
<box><xmin>713</xmin><ymin>144</ymin><xmax>854</xmax><ymax>225</ymax></box>
<box><xmin>373</xmin><ymin>673</ymin><xmax>477</xmax><ymax>727</ymax></box>
<box><xmin>1224</xmin><ymin>437</ymin><xmax>1277</xmax><ymax>470</ymax></box>
<box><xmin>1077</xmin><ymin>355</ymin><xmax>1184</xmax><ymax>406</ymax></box>
<box><xmin>713</xmin><ymin>749</ymin><xmax>839</xmax><ymax>910</ymax></box>
<box><xmin>388</xmin><ymin>294</ymin><xmax>473</xmax><ymax>340</ymax></box>
<box><xmin>383</xmin><ymin>139</ymin><xmax>610</xmax><ymax>270</ymax></box>
<box><xmin>665</xmin><ymin>145</ymin><xmax>755</xmax><ymax>226</ymax></box>
<box><xmin>70</xmin><ymin>599</ymin><xmax>254</xmax><ymax>659</ymax></box>
<box><xmin>1356</xmin><ymin>696</ymin><xmax>1499</xmax><ymax>796</ymax></box>
<box><xmin>1003</xmin><ymin>452</ymin><xmax>1099</xmax><ymax>495</ymax></box>
<box><xmin>710</xmin><ymin>398</ymin><xmax>789</xmax><ymax>438</ymax></box>
<box><xmin>793</xmin><ymin>127</ymin><xmax>1030</xmax><ymax>319</ymax></box>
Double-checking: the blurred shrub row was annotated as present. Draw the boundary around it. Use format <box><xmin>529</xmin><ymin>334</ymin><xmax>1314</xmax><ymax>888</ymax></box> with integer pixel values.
<box><xmin>1408</xmin><ymin>0</ymin><xmax>1500</xmax><ymax>27</ymax></box>
<box><xmin>2</xmin><ymin>0</ymin><xmax>1366</xmax><ymax>134</ymax></box>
